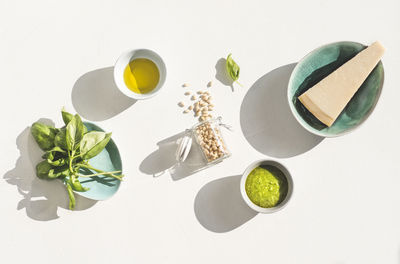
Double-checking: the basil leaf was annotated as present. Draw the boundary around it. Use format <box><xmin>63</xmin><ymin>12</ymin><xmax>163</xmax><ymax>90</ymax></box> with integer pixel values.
<box><xmin>31</xmin><ymin>122</ymin><xmax>57</xmax><ymax>151</ymax></box>
<box><xmin>42</xmin><ymin>146</ymin><xmax>68</xmax><ymax>166</ymax></box>
<box><xmin>66</xmin><ymin>114</ymin><xmax>84</xmax><ymax>151</ymax></box>
<box><xmin>69</xmin><ymin>175</ymin><xmax>89</xmax><ymax>192</ymax></box>
<box><xmin>36</xmin><ymin>161</ymin><xmax>55</xmax><ymax>180</ymax></box>
<box><xmin>48</xmin><ymin>146</ymin><xmax>66</xmax><ymax>153</ymax></box>
<box><xmin>44</xmin><ymin>147</ymin><xmax>67</xmax><ymax>166</ymax></box>
<box><xmin>226</xmin><ymin>53</ymin><xmax>240</xmax><ymax>82</ymax></box>
<box><xmin>54</xmin><ymin>128</ymin><xmax>68</xmax><ymax>150</ymax></box>
<box><xmin>48</xmin><ymin>165</ymin><xmax>70</xmax><ymax>179</ymax></box>
<box><xmin>47</xmin><ymin>158</ymin><xmax>66</xmax><ymax>167</ymax></box>
<box><xmin>61</xmin><ymin>107</ymin><xmax>74</xmax><ymax>126</ymax></box>
<box><xmin>80</xmin><ymin>132</ymin><xmax>111</xmax><ymax>160</ymax></box>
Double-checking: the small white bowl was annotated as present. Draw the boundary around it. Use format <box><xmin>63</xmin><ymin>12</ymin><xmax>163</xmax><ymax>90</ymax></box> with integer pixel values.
<box><xmin>113</xmin><ymin>49</ymin><xmax>167</xmax><ymax>100</ymax></box>
<box><xmin>240</xmin><ymin>160</ymin><xmax>294</xmax><ymax>213</ymax></box>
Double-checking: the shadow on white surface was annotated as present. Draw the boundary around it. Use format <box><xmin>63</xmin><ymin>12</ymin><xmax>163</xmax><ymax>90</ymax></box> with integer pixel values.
<box><xmin>3</xmin><ymin>121</ymin><xmax>97</xmax><ymax>221</ymax></box>
<box><xmin>72</xmin><ymin>67</ymin><xmax>136</xmax><ymax>121</ymax></box>
<box><xmin>194</xmin><ymin>175</ymin><xmax>257</xmax><ymax>233</ymax></box>
<box><xmin>215</xmin><ymin>58</ymin><xmax>234</xmax><ymax>91</ymax></box>
<box><xmin>140</xmin><ymin>131</ymin><xmax>208</xmax><ymax>181</ymax></box>
<box><xmin>240</xmin><ymin>63</ymin><xmax>324</xmax><ymax>158</ymax></box>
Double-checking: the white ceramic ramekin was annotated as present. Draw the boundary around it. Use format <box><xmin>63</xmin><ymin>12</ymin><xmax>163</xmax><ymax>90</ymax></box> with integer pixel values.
<box><xmin>240</xmin><ymin>159</ymin><xmax>294</xmax><ymax>213</ymax></box>
<box><xmin>114</xmin><ymin>48</ymin><xmax>166</xmax><ymax>100</ymax></box>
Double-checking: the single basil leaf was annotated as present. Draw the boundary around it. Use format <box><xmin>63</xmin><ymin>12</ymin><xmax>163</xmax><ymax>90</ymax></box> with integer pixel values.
<box><xmin>54</xmin><ymin>128</ymin><xmax>68</xmax><ymax>150</ymax></box>
<box><xmin>65</xmin><ymin>182</ymin><xmax>76</xmax><ymax>210</ymax></box>
<box><xmin>226</xmin><ymin>53</ymin><xmax>240</xmax><ymax>82</ymax></box>
<box><xmin>61</xmin><ymin>107</ymin><xmax>74</xmax><ymax>126</ymax></box>
<box><xmin>31</xmin><ymin>122</ymin><xmax>57</xmax><ymax>151</ymax></box>
<box><xmin>36</xmin><ymin>161</ymin><xmax>55</xmax><ymax>180</ymax></box>
<box><xmin>47</xmin><ymin>158</ymin><xmax>66</xmax><ymax>166</ymax></box>
<box><xmin>48</xmin><ymin>146</ymin><xmax>66</xmax><ymax>153</ymax></box>
<box><xmin>48</xmin><ymin>165</ymin><xmax>70</xmax><ymax>179</ymax></box>
<box><xmin>66</xmin><ymin>114</ymin><xmax>84</xmax><ymax>151</ymax></box>
<box><xmin>80</xmin><ymin>132</ymin><xmax>111</xmax><ymax>160</ymax></box>
<box><xmin>46</xmin><ymin>149</ymin><xmax>67</xmax><ymax>166</ymax></box>
<box><xmin>69</xmin><ymin>175</ymin><xmax>89</xmax><ymax>192</ymax></box>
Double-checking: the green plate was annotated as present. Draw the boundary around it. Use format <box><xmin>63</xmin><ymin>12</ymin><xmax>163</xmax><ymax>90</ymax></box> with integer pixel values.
<box><xmin>287</xmin><ymin>41</ymin><xmax>384</xmax><ymax>137</ymax></box>
<box><xmin>71</xmin><ymin>122</ymin><xmax>122</xmax><ymax>200</ymax></box>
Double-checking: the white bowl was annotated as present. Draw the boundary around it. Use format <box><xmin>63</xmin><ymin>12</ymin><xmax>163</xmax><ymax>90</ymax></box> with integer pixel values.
<box><xmin>240</xmin><ymin>160</ymin><xmax>294</xmax><ymax>213</ymax></box>
<box><xmin>113</xmin><ymin>49</ymin><xmax>167</xmax><ymax>100</ymax></box>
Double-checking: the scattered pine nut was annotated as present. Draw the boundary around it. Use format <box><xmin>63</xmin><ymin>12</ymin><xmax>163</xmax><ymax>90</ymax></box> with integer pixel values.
<box><xmin>191</xmin><ymin>95</ymin><xmax>197</xmax><ymax>101</ymax></box>
<box><xmin>182</xmin><ymin>83</ymin><xmax>189</xmax><ymax>87</ymax></box>
<box><xmin>183</xmin><ymin>109</ymin><xmax>190</xmax><ymax>114</ymax></box>
<box><xmin>207</xmin><ymin>81</ymin><xmax>212</xmax><ymax>87</ymax></box>
<box><xmin>178</xmin><ymin>102</ymin><xmax>185</xmax><ymax>107</ymax></box>
<box><xmin>188</xmin><ymin>105</ymin><xmax>193</xmax><ymax>110</ymax></box>
<box><xmin>184</xmin><ymin>91</ymin><xmax>191</xmax><ymax>96</ymax></box>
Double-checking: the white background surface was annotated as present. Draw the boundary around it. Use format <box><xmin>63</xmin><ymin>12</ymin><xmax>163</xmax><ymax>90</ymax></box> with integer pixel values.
<box><xmin>1</xmin><ymin>0</ymin><xmax>400</xmax><ymax>263</ymax></box>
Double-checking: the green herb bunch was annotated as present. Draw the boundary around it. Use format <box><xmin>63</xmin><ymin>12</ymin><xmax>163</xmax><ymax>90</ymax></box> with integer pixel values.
<box><xmin>30</xmin><ymin>108</ymin><xmax>123</xmax><ymax>210</ymax></box>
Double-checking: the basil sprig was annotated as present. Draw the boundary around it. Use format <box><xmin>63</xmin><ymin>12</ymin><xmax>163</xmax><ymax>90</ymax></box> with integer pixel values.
<box><xmin>31</xmin><ymin>108</ymin><xmax>123</xmax><ymax>210</ymax></box>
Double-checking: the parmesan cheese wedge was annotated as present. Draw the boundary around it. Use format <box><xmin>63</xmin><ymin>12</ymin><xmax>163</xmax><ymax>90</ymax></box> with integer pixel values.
<box><xmin>298</xmin><ymin>41</ymin><xmax>385</xmax><ymax>127</ymax></box>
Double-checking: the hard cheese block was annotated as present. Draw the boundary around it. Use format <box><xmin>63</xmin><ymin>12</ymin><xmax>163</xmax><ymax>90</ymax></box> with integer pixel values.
<box><xmin>298</xmin><ymin>41</ymin><xmax>385</xmax><ymax>127</ymax></box>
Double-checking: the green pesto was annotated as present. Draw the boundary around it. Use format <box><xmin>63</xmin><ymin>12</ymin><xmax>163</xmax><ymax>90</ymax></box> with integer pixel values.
<box><xmin>245</xmin><ymin>167</ymin><xmax>281</xmax><ymax>208</ymax></box>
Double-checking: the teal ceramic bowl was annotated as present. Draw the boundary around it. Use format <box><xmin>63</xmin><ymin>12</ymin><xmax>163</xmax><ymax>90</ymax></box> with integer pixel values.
<box><xmin>71</xmin><ymin>122</ymin><xmax>123</xmax><ymax>200</ymax></box>
<box><xmin>287</xmin><ymin>41</ymin><xmax>384</xmax><ymax>137</ymax></box>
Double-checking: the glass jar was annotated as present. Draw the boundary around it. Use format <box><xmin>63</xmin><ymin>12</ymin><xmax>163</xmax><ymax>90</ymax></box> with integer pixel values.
<box><xmin>154</xmin><ymin>117</ymin><xmax>231</xmax><ymax>180</ymax></box>
<box><xmin>190</xmin><ymin>117</ymin><xmax>231</xmax><ymax>165</ymax></box>
<box><xmin>175</xmin><ymin>117</ymin><xmax>231</xmax><ymax>169</ymax></box>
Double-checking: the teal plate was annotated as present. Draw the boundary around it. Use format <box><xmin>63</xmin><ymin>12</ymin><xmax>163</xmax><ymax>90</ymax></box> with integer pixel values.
<box><xmin>287</xmin><ymin>41</ymin><xmax>384</xmax><ymax>137</ymax></box>
<box><xmin>70</xmin><ymin>122</ymin><xmax>122</xmax><ymax>200</ymax></box>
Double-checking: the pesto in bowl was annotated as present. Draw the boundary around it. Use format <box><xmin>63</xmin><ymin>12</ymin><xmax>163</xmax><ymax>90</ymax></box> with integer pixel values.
<box><xmin>241</xmin><ymin>160</ymin><xmax>293</xmax><ymax>213</ymax></box>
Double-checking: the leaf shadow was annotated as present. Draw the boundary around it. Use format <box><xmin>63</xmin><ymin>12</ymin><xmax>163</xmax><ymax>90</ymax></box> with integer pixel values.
<box><xmin>215</xmin><ymin>58</ymin><xmax>234</xmax><ymax>91</ymax></box>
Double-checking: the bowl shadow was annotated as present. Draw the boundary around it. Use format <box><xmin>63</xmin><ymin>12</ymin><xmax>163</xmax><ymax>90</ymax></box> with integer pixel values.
<box><xmin>194</xmin><ymin>175</ymin><xmax>257</xmax><ymax>233</ymax></box>
<box><xmin>3</xmin><ymin>120</ymin><xmax>97</xmax><ymax>221</ymax></box>
<box><xmin>72</xmin><ymin>67</ymin><xmax>137</xmax><ymax>121</ymax></box>
<box><xmin>240</xmin><ymin>63</ymin><xmax>324</xmax><ymax>158</ymax></box>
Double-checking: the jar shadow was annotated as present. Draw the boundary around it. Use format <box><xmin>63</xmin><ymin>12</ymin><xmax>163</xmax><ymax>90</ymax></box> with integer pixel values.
<box><xmin>3</xmin><ymin>120</ymin><xmax>97</xmax><ymax>221</ymax></box>
<box><xmin>71</xmin><ymin>67</ymin><xmax>137</xmax><ymax>121</ymax></box>
<box><xmin>139</xmin><ymin>131</ymin><xmax>208</xmax><ymax>181</ymax></box>
<box><xmin>194</xmin><ymin>175</ymin><xmax>257</xmax><ymax>233</ymax></box>
<box><xmin>240</xmin><ymin>63</ymin><xmax>324</xmax><ymax>158</ymax></box>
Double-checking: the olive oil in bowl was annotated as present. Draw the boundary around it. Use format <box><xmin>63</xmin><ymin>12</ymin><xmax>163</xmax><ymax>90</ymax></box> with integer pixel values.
<box><xmin>123</xmin><ymin>58</ymin><xmax>160</xmax><ymax>94</ymax></box>
<box><xmin>114</xmin><ymin>49</ymin><xmax>166</xmax><ymax>100</ymax></box>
